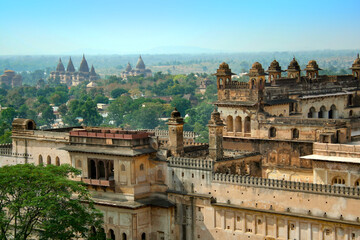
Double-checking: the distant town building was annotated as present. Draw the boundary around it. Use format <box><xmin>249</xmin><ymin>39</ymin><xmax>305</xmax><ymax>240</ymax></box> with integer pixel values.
<box><xmin>0</xmin><ymin>70</ymin><xmax>22</xmax><ymax>88</ymax></box>
<box><xmin>121</xmin><ymin>55</ymin><xmax>152</xmax><ymax>78</ymax></box>
<box><xmin>198</xmin><ymin>78</ymin><xmax>212</xmax><ymax>94</ymax></box>
<box><xmin>49</xmin><ymin>55</ymin><xmax>98</xmax><ymax>86</ymax></box>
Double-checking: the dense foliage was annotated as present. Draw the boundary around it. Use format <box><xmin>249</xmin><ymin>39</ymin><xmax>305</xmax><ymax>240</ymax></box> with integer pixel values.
<box><xmin>0</xmin><ymin>164</ymin><xmax>105</xmax><ymax>240</ymax></box>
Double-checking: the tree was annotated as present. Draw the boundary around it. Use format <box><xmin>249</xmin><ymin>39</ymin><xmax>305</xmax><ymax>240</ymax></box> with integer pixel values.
<box><xmin>110</xmin><ymin>88</ymin><xmax>128</xmax><ymax>99</ymax></box>
<box><xmin>170</xmin><ymin>96</ymin><xmax>191</xmax><ymax>117</ymax></box>
<box><xmin>0</xmin><ymin>164</ymin><xmax>105</xmax><ymax>240</ymax></box>
<box><xmin>40</xmin><ymin>105</ymin><xmax>56</xmax><ymax>127</ymax></box>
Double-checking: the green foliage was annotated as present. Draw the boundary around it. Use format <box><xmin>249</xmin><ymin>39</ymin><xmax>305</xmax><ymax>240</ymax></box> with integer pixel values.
<box><xmin>170</xmin><ymin>96</ymin><xmax>191</xmax><ymax>117</ymax></box>
<box><xmin>0</xmin><ymin>164</ymin><xmax>105</xmax><ymax>239</ymax></box>
<box><xmin>110</xmin><ymin>88</ymin><xmax>128</xmax><ymax>99</ymax></box>
<box><xmin>64</xmin><ymin>98</ymin><xmax>102</xmax><ymax>127</ymax></box>
<box><xmin>39</xmin><ymin>105</ymin><xmax>56</xmax><ymax>127</ymax></box>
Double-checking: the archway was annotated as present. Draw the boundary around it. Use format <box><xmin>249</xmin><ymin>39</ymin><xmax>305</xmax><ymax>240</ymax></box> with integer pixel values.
<box><xmin>269</xmin><ymin>127</ymin><xmax>276</xmax><ymax>138</ymax></box>
<box><xmin>98</xmin><ymin>161</ymin><xmax>105</xmax><ymax>179</ymax></box>
<box><xmin>328</xmin><ymin>104</ymin><xmax>337</xmax><ymax>119</ymax></box>
<box><xmin>141</xmin><ymin>233</ymin><xmax>146</xmax><ymax>240</ymax></box>
<box><xmin>38</xmin><ymin>155</ymin><xmax>43</xmax><ymax>165</ymax></box>
<box><xmin>90</xmin><ymin>160</ymin><xmax>96</xmax><ymax>179</ymax></box>
<box><xmin>109</xmin><ymin>229</ymin><xmax>116</xmax><ymax>240</ymax></box>
<box><xmin>308</xmin><ymin>107</ymin><xmax>316</xmax><ymax>118</ymax></box>
<box><xmin>226</xmin><ymin>116</ymin><xmax>233</xmax><ymax>132</ymax></box>
<box><xmin>235</xmin><ymin>116</ymin><xmax>242</xmax><ymax>132</ymax></box>
<box><xmin>47</xmin><ymin>156</ymin><xmax>51</xmax><ymax>165</ymax></box>
<box><xmin>292</xmin><ymin>128</ymin><xmax>299</xmax><ymax>139</ymax></box>
<box><xmin>244</xmin><ymin>116</ymin><xmax>251</xmax><ymax>133</ymax></box>
<box><xmin>318</xmin><ymin>106</ymin><xmax>327</xmax><ymax>119</ymax></box>
<box><xmin>55</xmin><ymin>157</ymin><xmax>60</xmax><ymax>166</ymax></box>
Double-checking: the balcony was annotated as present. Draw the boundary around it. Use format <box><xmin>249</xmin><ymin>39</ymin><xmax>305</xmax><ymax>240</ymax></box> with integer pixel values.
<box><xmin>81</xmin><ymin>178</ymin><xmax>115</xmax><ymax>188</ymax></box>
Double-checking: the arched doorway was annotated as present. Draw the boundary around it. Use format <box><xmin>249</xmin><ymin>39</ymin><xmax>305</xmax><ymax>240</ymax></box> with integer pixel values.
<box><xmin>244</xmin><ymin>116</ymin><xmax>251</xmax><ymax>133</ymax></box>
<box><xmin>90</xmin><ymin>160</ymin><xmax>96</xmax><ymax>179</ymax></box>
<box><xmin>109</xmin><ymin>229</ymin><xmax>116</xmax><ymax>240</ymax></box>
<box><xmin>235</xmin><ymin>116</ymin><xmax>242</xmax><ymax>132</ymax></box>
<box><xmin>98</xmin><ymin>161</ymin><xmax>105</xmax><ymax>179</ymax></box>
<box><xmin>226</xmin><ymin>116</ymin><xmax>233</xmax><ymax>132</ymax></box>
<box><xmin>141</xmin><ymin>233</ymin><xmax>146</xmax><ymax>240</ymax></box>
<box><xmin>328</xmin><ymin>104</ymin><xmax>337</xmax><ymax>119</ymax></box>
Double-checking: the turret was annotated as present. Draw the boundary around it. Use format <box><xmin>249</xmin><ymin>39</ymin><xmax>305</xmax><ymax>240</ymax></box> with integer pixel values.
<box><xmin>248</xmin><ymin>62</ymin><xmax>266</xmax><ymax>90</ymax></box>
<box><xmin>66</xmin><ymin>57</ymin><xmax>75</xmax><ymax>72</ymax></box>
<box><xmin>207</xmin><ymin>108</ymin><xmax>224</xmax><ymax>161</ymax></box>
<box><xmin>213</xmin><ymin>62</ymin><xmax>236</xmax><ymax>90</ymax></box>
<box><xmin>304</xmin><ymin>60</ymin><xmax>321</xmax><ymax>78</ymax></box>
<box><xmin>56</xmin><ymin>58</ymin><xmax>65</xmax><ymax>72</ymax></box>
<box><xmin>136</xmin><ymin>55</ymin><xmax>145</xmax><ymax>70</ymax></box>
<box><xmin>79</xmin><ymin>54</ymin><xmax>89</xmax><ymax>73</ymax></box>
<box><xmin>287</xmin><ymin>57</ymin><xmax>301</xmax><ymax>80</ymax></box>
<box><xmin>167</xmin><ymin>108</ymin><xmax>184</xmax><ymax>157</ymax></box>
<box><xmin>351</xmin><ymin>54</ymin><xmax>360</xmax><ymax>79</ymax></box>
<box><xmin>267</xmin><ymin>60</ymin><xmax>283</xmax><ymax>84</ymax></box>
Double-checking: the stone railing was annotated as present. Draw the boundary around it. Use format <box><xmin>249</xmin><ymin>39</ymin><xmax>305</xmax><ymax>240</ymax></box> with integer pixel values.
<box><xmin>213</xmin><ymin>173</ymin><xmax>360</xmax><ymax>198</ymax></box>
<box><xmin>81</xmin><ymin>178</ymin><xmax>115</xmax><ymax>188</ymax></box>
<box><xmin>313</xmin><ymin>142</ymin><xmax>360</xmax><ymax>158</ymax></box>
<box><xmin>0</xmin><ymin>143</ymin><xmax>12</xmax><ymax>155</ymax></box>
<box><xmin>168</xmin><ymin>157</ymin><xmax>213</xmax><ymax>170</ymax></box>
<box><xmin>137</xmin><ymin>129</ymin><xmax>197</xmax><ymax>139</ymax></box>
<box><xmin>225</xmin><ymin>81</ymin><xmax>249</xmax><ymax>89</ymax></box>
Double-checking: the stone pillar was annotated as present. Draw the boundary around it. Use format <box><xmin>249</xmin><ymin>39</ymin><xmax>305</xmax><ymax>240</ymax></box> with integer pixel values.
<box><xmin>167</xmin><ymin>108</ymin><xmax>184</xmax><ymax>157</ymax></box>
<box><xmin>208</xmin><ymin>109</ymin><xmax>224</xmax><ymax>161</ymax></box>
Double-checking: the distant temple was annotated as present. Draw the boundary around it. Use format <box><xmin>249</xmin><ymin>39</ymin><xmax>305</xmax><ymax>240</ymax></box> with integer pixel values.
<box><xmin>49</xmin><ymin>55</ymin><xmax>98</xmax><ymax>86</ymax></box>
<box><xmin>121</xmin><ymin>55</ymin><xmax>152</xmax><ymax>78</ymax></box>
<box><xmin>0</xmin><ymin>70</ymin><xmax>22</xmax><ymax>88</ymax></box>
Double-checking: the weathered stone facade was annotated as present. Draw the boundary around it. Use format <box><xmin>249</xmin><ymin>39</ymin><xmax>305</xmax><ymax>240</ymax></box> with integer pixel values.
<box><xmin>2</xmin><ymin>55</ymin><xmax>360</xmax><ymax>239</ymax></box>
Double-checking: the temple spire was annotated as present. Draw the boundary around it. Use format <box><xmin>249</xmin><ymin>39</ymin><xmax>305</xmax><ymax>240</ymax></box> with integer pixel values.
<box><xmin>136</xmin><ymin>55</ymin><xmax>145</xmax><ymax>69</ymax></box>
<box><xmin>66</xmin><ymin>57</ymin><xmax>75</xmax><ymax>72</ymax></box>
<box><xmin>79</xmin><ymin>54</ymin><xmax>89</xmax><ymax>72</ymax></box>
<box><xmin>90</xmin><ymin>65</ymin><xmax>96</xmax><ymax>76</ymax></box>
<box><xmin>56</xmin><ymin>58</ymin><xmax>65</xmax><ymax>72</ymax></box>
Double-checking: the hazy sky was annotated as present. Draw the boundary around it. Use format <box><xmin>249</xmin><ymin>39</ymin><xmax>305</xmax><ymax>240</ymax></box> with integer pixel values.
<box><xmin>0</xmin><ymin>0</ymin><xmax>359</xmax><ymax>55</ymax></box>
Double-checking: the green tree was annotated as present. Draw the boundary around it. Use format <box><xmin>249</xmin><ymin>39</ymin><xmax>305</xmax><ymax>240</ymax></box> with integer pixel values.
<box><xmin>0</xmin><ymin>164</ymin><xmax>105</xmax><ymax>239</ymax></box>
<box><xmin>170</xmin><ymin>96</ymin><xmax>191</xmax><ymax>117</ymax></box>
<box><xmin>110</xmin><ymin>88</ymin><xmax>128</xmax><ymax>99</ymax></box>
<box><xmin>40</xmin><ymin>105</ymin><xmax>56</xmax><ymax>127</ymax></box>
<box><xmin>0</xmin><ymin>108</ymin><xmax>17</xmax><ymax>125</ymax></box>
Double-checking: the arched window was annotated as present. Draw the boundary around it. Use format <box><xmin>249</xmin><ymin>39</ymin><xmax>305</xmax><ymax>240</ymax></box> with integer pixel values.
<box><xmin>318</xmin><ymin>106</ymin><xmax>326</xmax><ymax>119</ymax></box>
<box><xmin>121</xmin><ymin>164</ymin><xmax>126</xmax><ymax>171</ymax></box>
<box><xmin>355</xmin><ymin>179</ymin><xmax>360</xmax><ymax>187</ymax></box>
<box><xmin>244</xmin><ymin>116</ymin><xmax>251</xmax><ymax>133</ymax></box>
<box><xmin>269</xmin><ymin>127</ymin><xmax>276</xmax><ymax>138</ymax></box>
<box><xmin>109</xmin><ymin>229</ymin><xmax>116</xmax><ymax>240</ymax></box>
<box><xmin>235</xmin><ymin>116</ymin><xmax>242</xmax><ymax>132</ymax></box>
<box><xmin>328</xmin><ymin>105</ymin><xmax>337</xmax><ymax>119</ymax></box>
<box><xmin>157</xmin><ymin>169</ymin><xmax>163</xmax><ymax>179</ymax></box>
<box><xmin>226</xmin><ymin>116</ymin><xmax>233</xmax><ymax>132</ymax></box>
<box><xmin>251</xmin><ymin>79</ymin><xmax>255</xmax><ymax>89</ymax></box>
<box><xmin>350</xmin><ymin>110</ymin><xmax>353</xmax><ymax>117</ymax></box>
<box><xmin>27</xmin><ymin>121</ymin><xmax>35</xmax><ymax>130</ymax></box>
<box><xmin>141</xmin><ymin>233</ymin><xmax>146</xmax><ymax>240</ymax></box>
<box><xmin>55</xmin><ymin>157</ymin><xmax>60</xmax><ymax>166</ymax></box>
<box><xmin>109</xmin><ymin>161</ymin><xmax>114</xmax><ymax>180</ymax></box>
<box><xmin>38</xmin><ymin>155</ymin><xmax>43</xmax><ymax>165</ymax></box>
<box><xmin>332</xmin><ymin>176</ymin><xmax>345</xmax><ymax>186</ymax></box>
<box><xmin>47</xmin><ymin>156</ymin><xmax>51</xmax><ymax>165</ymax></box>
<box><xmin>226</xmin><ymin>78</ymin><xmax>230</xmax><ymax>84</ymax></box>
<box><xmin>122</xmin><ymin>233</ymin><xmax>127</xmax><ymax>240</ymax></box>
<box><xmin>292</xmin><ymin>128</ymin><xmax>299</xmax><ymax>139</ymax></box>
<box><xmin>140</xmin><ymin>164</ymin><xmax>144</xmax><ymax>171</ymax></box>
<box><xmin>98</xmin><ymin>161</ymin><xmax>105</xmax><ymax>179</ymax></box>
<box><xmin>219</xmin><ymin>78</ymin><xmax>223</xmax><ymax>87</ymax></box>
<box><xmin>308</xmin><ymin>107</ymin><xmax>316</xmax><ymax>118</ymax></box>
<box><xmin>90</xmin><ymin>160</ymin><xmax>96</xmax><ymax>179</ymax></box>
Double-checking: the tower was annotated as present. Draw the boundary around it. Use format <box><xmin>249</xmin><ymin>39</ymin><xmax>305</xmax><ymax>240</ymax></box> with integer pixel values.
<box><xmin>304</xmin><ymin>60</ymin><xmax>321</xmax><ymax>78</ymax></box>
<box><xmin>267</xmin><ymin>60</ymin><xmax>283</xmax><ymax>84</ymax></box>
<box><xmin>287</xmin><ymin>57</ymin><xmax>301</xmax><ymax>79</ymax></box>
<box><xmin>66</xmin><ymin>57</ymin><xmax>75</xmax><ymax>72</ymax></box>
<box><xmin>248</xmin><ymin>62</ymin><xmax>266</xmax><ymax>90</ymax></box>
<box><xmin>56</xmin><ymin>58</ymin><xmax>65</xmax><ymax>72</ymax></box>
<box><xmin>79</xmin><ymin>54</ymin><xmax>89</xmax><ymax>73</ymax></box>
<box><xmin>351</xmin><ymin>54</ymin><xmax>360</xmax><ymax>79</ymax></box>
<box><xmin>167</xmin><ymin>108</ymin><xmax>184</xmax><ymax>157</ymax></box>
<box><xmin>207</xmin><ymin>108</ymin><xmax>224</xmax><ymax>160</ymax></box>
<box><xmin>214</xmin><ymin>62</ymin><xmax>235</xmax><ymax>90</ymax></box>
<box><xmin>136</xmin><ymin>55</ymin><xmax>145</xmax><ymax>69</ymax></box>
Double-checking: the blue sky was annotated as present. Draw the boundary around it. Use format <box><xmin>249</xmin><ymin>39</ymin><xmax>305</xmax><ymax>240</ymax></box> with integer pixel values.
<box><xmin>0</xmin><ymin>0</ymin><xmax>359</xmax><ymax>55</ymax></box>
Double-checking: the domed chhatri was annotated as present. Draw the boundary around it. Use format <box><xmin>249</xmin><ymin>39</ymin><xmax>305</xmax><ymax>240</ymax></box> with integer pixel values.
<box><xmin>304</xmin><ymin>60</ymin><xmax>322</xmax><ymax>71</ymax></box>
<box><xmin>288</xmin><ymin>57</ymin><xmax>301</xmax><ymax>71</ymax></box>
<box><xmin>171</xmin><ymin>108</ymin><xmax>181</xmax><ymax>119</ymax></box>
<box><xmin>248</xmin><ymin>61</ymin><xmax>265</xmax><ymax>77</ymax></box>
<box><xmin>219</xmin><ymin>62</ymin><xmax>229</xmax><ymax>69</ymax></box>
<box><xmin>268</xmin><ymin>60</ymin><xmax>282</xmax><ymax>72</ymax></box>
<box><xmin>252</xmin><ymin>62</ymin><xmax>263</xmax><ymax>70</ymax></box>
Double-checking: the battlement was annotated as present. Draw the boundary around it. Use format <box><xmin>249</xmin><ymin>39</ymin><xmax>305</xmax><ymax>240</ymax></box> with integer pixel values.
<box><xmin>137</xmin><ymin>129</ymin><xmax>196</xmax><ymax>139</ymax></box>
<box><xmin>224</xmin><ymin>81</ymin><xmax>249</xmax><ymax>89</ymax></box>
<box><xmin>213</xmin><ymin>173</ymin><xmax>360</xmax><ymax>198</ymax></box>
<box><xmin>168</xmin><ymin>156</ymin><xmax>213</xmax><ymax>170</ymax></box>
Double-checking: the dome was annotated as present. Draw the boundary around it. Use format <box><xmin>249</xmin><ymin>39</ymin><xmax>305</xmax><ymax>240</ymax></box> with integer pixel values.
<box><xmin>304</xmin><ymin>60</ymin><xmax>321</xmax><ymax>71</ymax></box>
<box><xmin>252</xmin><ymin>62</ymin><xmax>263</xmax><ymax>70</ymax></box>
<box><xmin>288</xmin><ymin>57</ymin><xmax>301</xmax><ymax>71</ymax></box>
<box><xmin>219</xmin><ymin>62</ymin><xmax>229</xmax><ymax>69</ymax></box>
<box><xmin>268</xmin><ymin>60</ymin><xmax>282</xmax><ymax>72</ymax></box>
<box><xmin>136</xmin><ymin>55</ymin><xmax>146</xmax><ymax>69</ymax></box>
<box><xmin>56</xmin><ymin>58</ymin><xmax>65</xmax><ymax>72</ymax></box>
<box><xmin>79</xmin><ymin>54</ymin><xmax>89</xmax><ymax>72</ymax></box>
<box><xmin>171</xmin><ymin>108</ymin><xmax>181</xmax><ymax>118</ymax></box>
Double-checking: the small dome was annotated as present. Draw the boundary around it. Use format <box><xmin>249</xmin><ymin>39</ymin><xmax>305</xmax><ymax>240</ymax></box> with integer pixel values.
<box><xmin>268</xmin><ymin>60</ymin><xmax>282</xmax><ymax>72</ymax></box>
<box><xmin>288</xmin><ymin>57</ymin><xmax>300</xmax><ymax>71</ymax></box>
<box><xmin>171</xmin><ymin>108</ymin><xmax>181</xmax><ymax>118</ymax></box>
<box><xmin>219</xmin><ymin>62</ymin><xmax>229</xmax><ymax>69</ymax></box>
<box><xmin>252</xmin><ymin>62</ymin><xmax>263</xmax><ymax>70</ymax></box>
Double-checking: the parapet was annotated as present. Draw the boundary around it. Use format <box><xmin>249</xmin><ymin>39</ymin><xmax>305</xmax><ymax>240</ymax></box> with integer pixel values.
<box><xmin>213</xmin><ymin>173</ymin><xmax>360</xmax><ymax>199</ymax></box>
<box><xmin>168</xmin><ymin>156</ymin><xmax>213</xmax><ymax>170</ymax></box>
